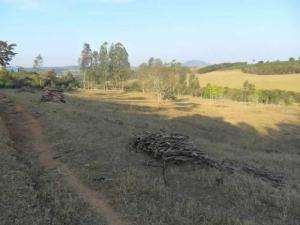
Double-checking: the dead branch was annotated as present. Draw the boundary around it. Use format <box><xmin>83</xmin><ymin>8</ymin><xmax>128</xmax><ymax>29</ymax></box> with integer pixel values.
<box><xmin>130</xmin><ymin>131</ymin><xmax>285</xmax><ymax>186</ymax></box>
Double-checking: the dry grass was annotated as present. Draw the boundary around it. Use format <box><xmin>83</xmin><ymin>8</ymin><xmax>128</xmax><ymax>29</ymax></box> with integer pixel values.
<box><xmin>2</xmin><ymin>89</ymin><xmax>300</xmax><ymax>225</ymax></box>
<box><xmin>197</xmin><ymin>70</ymin><xmax>300</xmax><ymax>92</ymax></box>
<box><xmin>0</xmin><ymin>104</ymin><xmax>106</xmax><ymax>225</ymax></box>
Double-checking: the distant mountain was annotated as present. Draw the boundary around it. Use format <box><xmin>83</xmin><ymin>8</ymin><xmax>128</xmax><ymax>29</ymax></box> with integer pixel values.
<box><xmin>183</xmin><ymin>60</ymin><xmax>208</xmax><ymax>68</ymax></box>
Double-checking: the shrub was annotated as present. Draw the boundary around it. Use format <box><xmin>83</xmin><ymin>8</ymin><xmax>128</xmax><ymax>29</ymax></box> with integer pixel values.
<box><xmin>199</xmin><ymin>82</ymin><xmax>296</xmax><ymax>105</ymax></box>
<box><xmin>0</xmin><ymin>70</ymin><xmax>80</xmax><ymax>90</ymax></box>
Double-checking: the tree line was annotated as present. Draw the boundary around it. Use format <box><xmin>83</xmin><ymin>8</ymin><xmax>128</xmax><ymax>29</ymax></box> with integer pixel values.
<box><xmin>242</xmin><ymin>58</ymin><xmax>300</xmax><ymax>75</ymax></box>
<box><xmin>78</xmin><ymin>42</ymin><xmax>130</xmax><ymax>90</ymax></box>
<box><xmin>198</xmin><ymin>58</ymin><xmax>300</xmax><ymax>75</ymax></box>
<box><xmin>198</xmin><ymin>62</ymin><xmax>247</xmax><ymax>74</ymax></box>
<box><xmin>199</xmin><ymin>81</ymin><xmax>297</xmax><ymax>105</ymax></box>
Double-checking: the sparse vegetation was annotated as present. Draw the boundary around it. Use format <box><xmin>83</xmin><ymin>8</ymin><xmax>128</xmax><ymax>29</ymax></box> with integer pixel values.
<box><xmin>2</xmin><ymin>0</ymin><xmax>300</xmax><ymax>223</ymax></box>
<box><xmin>1</xmin><ymin>89</ymin><xmax>299</xmax><ymax>225</ymax></box>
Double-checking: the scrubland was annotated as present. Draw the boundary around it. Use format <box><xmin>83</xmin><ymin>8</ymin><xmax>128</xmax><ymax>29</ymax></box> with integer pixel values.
<box><xmin>1</xmin><ymin>89</ymin><xmax>299</xmax><ymax>225</ymax></box>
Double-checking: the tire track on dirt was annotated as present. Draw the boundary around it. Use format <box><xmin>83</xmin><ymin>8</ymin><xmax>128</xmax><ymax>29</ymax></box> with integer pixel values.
<box><xmin>0</xmin><ymin>92</ymin><xmax>128</xmax><ymax>225</ymax></box>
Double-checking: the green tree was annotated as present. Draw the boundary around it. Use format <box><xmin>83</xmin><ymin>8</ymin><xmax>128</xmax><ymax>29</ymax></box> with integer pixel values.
<box><xmin>0</xmin><ymin>41</ymin><xmax>17</xmax><ymax>68</ymax></box>
<box><xmin>109</xmin><ymin>42</ymin><xmax>130</xmax><ymax>90</ymax></box>
<box><xmin>79</xmin><ymin>43</ymin><xmax>92</xmax><ymax>89</ymax></box>
<box><xmin>242</xmin><ymin>80</ymin><xmax>256</xmax><ymax>102</ymax></box>
<box><xmin>289</xmin><ymin>57</ymin><xmax>295</xmax><ymax>62</ymax></box>
<box><xmin>188</xmin><ymin>74</ymin><xmax>200</xmax><ymax>96</ymax></box>
<box><xmin>88</xmin><ymin>50</ymin><xmax>99</xmax><ymax>89</ymax></box>
<box><xmin>40</xmin><ymin>69</ymin><xmax>56</xmax><ymax>87</ymax></box>
<box><xmin>33</xmin><ymin>54</ymin><xmax>43</xmax><ymax>71</ymax></box>
<box><xmin>99</xmin><ymin>42</ymin><xmax>110</xmax><ymax>90</ymax></box>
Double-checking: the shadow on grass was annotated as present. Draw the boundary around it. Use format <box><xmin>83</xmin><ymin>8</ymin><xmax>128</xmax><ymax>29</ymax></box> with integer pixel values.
<box><xmin>7</xmin><ymin>89</ymin><xmax>299</xmax><ymax>225</ymax></box>
<box><xmin>64</xmin><ymin>92</ymin><xmax>300</xmax><ymax>164</ymax></box>
<box><xmin>58</xmin><ymin>94</ymin><xmax>299</xmax><ymax>225</ymax></box>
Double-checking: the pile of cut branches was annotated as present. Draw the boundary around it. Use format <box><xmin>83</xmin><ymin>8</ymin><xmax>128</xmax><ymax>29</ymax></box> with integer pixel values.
<box><xmin>130</xmin><ymin>131</ymin><xmax>285</xmax><ymax>186</ymax></box>
<box><xmin>41</xmin><ymin>89</ymin><xmax>65</xmax><ymax>103</ymax></box>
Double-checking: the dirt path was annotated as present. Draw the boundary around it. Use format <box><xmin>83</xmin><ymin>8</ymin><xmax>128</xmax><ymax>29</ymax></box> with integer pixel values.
<box><xmin>0</xmin><ymin>93</ymin><xmax>128</xmax><ymax>225</ymax></box>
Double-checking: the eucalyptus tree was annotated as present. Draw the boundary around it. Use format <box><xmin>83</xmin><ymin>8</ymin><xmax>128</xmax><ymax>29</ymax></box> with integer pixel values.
<box><xmin>79</xmin><ymin>43</ymin><xmax>92</xmax><ymax>88</ymax></box>
<box><xmin>33</xmin><ymin>54</ymin><xmax>43</xmax><ymax>71</ymax></box>
<box><xmin>88</xmin><ymin>50</ymin><xmax>99</xmax><ymax>89</ymax></box>
<box><xmin>109</xmin><ymin>42</ymin><xmax>130</xmax><ymax>90</ymax></box>
<box><xmin>99</xmin><ymin>42</ymin><xmax>110</xmax><ymax>90</ymax></box>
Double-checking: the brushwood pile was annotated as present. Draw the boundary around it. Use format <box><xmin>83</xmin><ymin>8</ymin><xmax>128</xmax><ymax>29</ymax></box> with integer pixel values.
<box><xmin>130</xmin><ymin>131</ymin><xmax>285</xmax><ymax>186</ymax></box>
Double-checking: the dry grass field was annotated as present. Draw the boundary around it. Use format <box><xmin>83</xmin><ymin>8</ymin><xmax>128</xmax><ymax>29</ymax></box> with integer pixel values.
<box><xmin>1</xmin><ymin>89</ymin><xmax>300</xmax><ymax>225</ymax></box>
<box><xmin>197</xmin><ymin>70</ymin><xmax>300</xmax><ymax>92</ymax></box>
<box><xmin>0</xmin><ymin>95</ymin><xmax>107</xmax><ymax>225</ymax></box>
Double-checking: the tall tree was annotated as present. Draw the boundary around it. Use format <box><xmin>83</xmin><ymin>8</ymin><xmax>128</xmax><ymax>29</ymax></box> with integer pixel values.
<box><xmin>33</xmin><ymin>54</ymin><xmax>43</xmax><ymax>71</ymax></box>
<box><xmin>109</xmin><ymin>42</ymin><xmax>130</xmax><ymax>90</ymax></box>
<box><xmin>79</xmin><ymin>43</ymin><xmax>92</xmax><ymax>88</ymax></box>
<box><xmin>88</xmin><ymin>50</ymin><xmax>99</xmax><ymax>89</ymax></box>
<box><xmin>0</xmin><ymin>41</ymin><xmax>17</xmax><ymax>68</ymax></box>
<box><xmin>99</xmin><ymin>42</ymin><xmax>110</xmax><ymax>90</ymax></box>
<box><xmin>148</xmin><ymin>57</ymin><xmax>155</xmax><ymax>67</ymax></box>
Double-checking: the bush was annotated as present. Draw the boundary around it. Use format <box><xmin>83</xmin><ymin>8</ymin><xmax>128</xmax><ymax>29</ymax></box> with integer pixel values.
<box><xmin>199</xmin><ymin>81</ymin><xmax>296</xmax><ymax>105</ymax></box>
<box><xmin>56</xmin><ymin>72</ymin><xmax>80</xmax><ymax>90</ymax></box>
<box><xmin>0</xmin><ymin>70</ymin><xmax>80</xmax><ymax>90</ymax></box>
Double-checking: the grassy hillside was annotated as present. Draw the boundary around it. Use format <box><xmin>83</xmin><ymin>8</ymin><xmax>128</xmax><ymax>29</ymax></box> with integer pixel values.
<box><xmin>197</xmin><ymin>70</ymin><xmax>300</xmax><ymax>92</ymax></box>
<box><xmin>0</xmin><ymin>98</ymin><xmax>105</xmax><ymax>225</ymax></box>
<box><xmin>2</xmin><ymin>89</ymin><xmax>299</xmax><ymax>225</ymax></box>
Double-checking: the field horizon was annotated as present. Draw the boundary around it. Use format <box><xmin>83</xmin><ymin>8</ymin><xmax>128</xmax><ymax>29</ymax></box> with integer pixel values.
<box><xmin>197</xmin><ymin>69</ymin><xmax>300</xmax><ymax>92</ymax></box>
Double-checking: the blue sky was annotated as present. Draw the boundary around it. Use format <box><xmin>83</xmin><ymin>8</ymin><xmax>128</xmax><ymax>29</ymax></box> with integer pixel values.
<box><xmin>1</xmin><ymin>0</ymin><xmax>299</xmax><ymax>67</ymax></box>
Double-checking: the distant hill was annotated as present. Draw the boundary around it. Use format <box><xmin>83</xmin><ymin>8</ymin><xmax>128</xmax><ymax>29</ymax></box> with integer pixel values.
<box><xmin>183</xmin><ymin>60</ymin><xmax>208</xmax><ymax>68</ymax></box>
<box><xmin>198</xmin><ymin>59</ymin><xmax>300</xmax><ymax>75</ymax></box>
